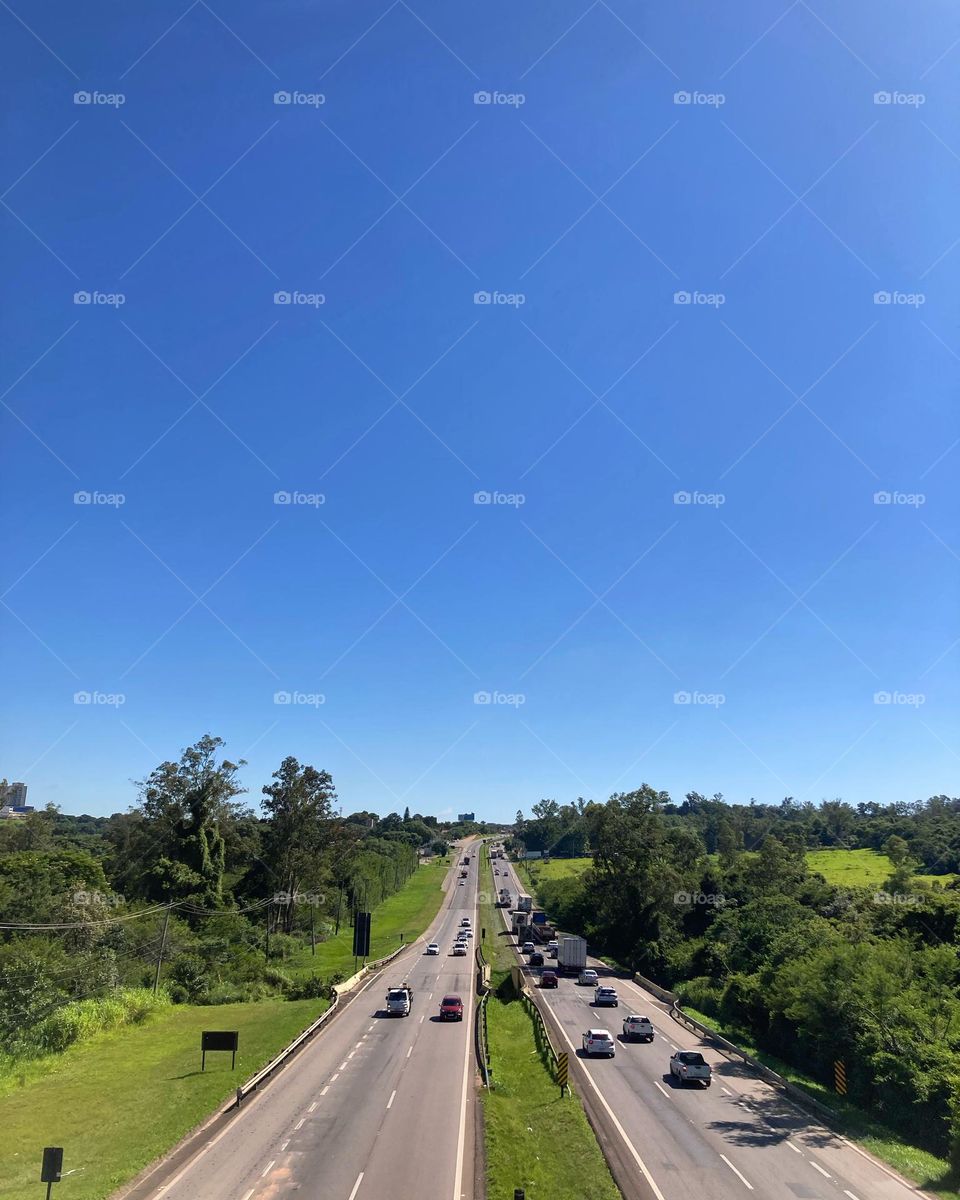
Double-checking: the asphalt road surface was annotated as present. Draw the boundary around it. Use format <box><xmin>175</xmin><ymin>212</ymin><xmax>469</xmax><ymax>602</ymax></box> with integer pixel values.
<box><xmin>497</xmin><ymin>855</ymin><xmax>924</xmax><ymax>1200</ymax></box>
<box><xmin>151</xmin><ymin>846</ymin><xmax>478</xmax><ymax>1200</ymax></box>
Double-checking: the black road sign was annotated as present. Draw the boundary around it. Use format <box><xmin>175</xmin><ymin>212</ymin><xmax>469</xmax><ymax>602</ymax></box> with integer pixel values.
<box><xmin>201</xmin><ymin>1030</ymin><xmax>239</xmax><ymax>1070</ymax></box>
<box><xmin>41</xmin><ymin>1148</ymin><xmax>63</xmax><ymax>1183</ymax></box>
<box><xmin>353</xmin><ymin>911</ymin><xmax>371</xmax><ymax>958</ymax></box>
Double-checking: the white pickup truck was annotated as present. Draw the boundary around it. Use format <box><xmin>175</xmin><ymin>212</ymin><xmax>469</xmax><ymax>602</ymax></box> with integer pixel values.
<box><xmin>669</xmin><ymin>1050</ymin><xmax>711</xmax><ymax>1086</ymax></box>
<box><xmin>385</xmin><ymin>985</ymin><xmax>413</xmax><ymax>1017</ymax></box>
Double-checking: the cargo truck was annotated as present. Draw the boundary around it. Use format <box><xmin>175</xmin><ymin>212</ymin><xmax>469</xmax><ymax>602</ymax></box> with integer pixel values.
<box><xmin>516</xmin><ymin>893</ymin><xmax>533</xmax><ymax>913</ymax></box>
<box><xmin>557</xmin><ymin>936</ymin><xmax>587</xmax><ymax>976</ymax></box>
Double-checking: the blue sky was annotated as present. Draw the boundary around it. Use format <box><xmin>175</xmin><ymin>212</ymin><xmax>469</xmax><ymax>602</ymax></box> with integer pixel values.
<box><xmin>1</xmin><ymin>0</ymin><xmax>957</xmax><ymax>820</ymax></box>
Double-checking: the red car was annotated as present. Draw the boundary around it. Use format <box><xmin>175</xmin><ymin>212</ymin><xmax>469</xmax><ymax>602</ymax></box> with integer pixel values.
<box><xmin>540</xmin><ymin>970</ymin><xmax>558</xmax><ymax>988</ymax></box>
<box><xmin>439</xmin><ymin>994</ymin><xmax>464</xmax><ymax>1021</ymax></box>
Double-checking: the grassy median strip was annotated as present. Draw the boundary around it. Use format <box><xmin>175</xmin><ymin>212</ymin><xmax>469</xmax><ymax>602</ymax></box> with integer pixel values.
<box><xmin>0</xmin><ymin>857</ymin><xmax>451</xmax><ymax>1200</ymax></box>
<box><xmin>479</xmin><ymin>846</ymin><xmax>621</xmax><ymax>1200</ymax></box>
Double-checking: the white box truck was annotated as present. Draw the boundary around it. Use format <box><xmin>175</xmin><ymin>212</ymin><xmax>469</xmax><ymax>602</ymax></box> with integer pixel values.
<box><xmin>557</xmin><ymin>936</ymin><xmax>587</xmax><ymax>976</ymax></box>
<box><xmin>516</xmin><ymin>893</ymin><xmax>533</xmax><ymax>913</ymax></box>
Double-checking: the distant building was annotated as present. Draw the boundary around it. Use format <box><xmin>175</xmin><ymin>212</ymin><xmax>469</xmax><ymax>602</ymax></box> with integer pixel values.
<box><xmin>457</xmin><ymin>812</ymin><xmax>475</xmax><ymax>823</ymax></box>
<box><xmin>0</xmin><ymin>805</ymin><xmax>34</xmax><ymax>820</ymax></box>
<box><xmin>1</xmin><ymin>782</ymin><xmax>27</xmax><ymax>806</ymax></box>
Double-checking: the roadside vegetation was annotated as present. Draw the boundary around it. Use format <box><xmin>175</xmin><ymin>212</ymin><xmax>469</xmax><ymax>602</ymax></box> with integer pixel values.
<box><xmin>511</xmin><ymin>791</ymin><xmax>960</xmax><ymax>1186</ymax></box>
<box><xmin>0</xmin><ymin>997</ymin><xmax>321</xmax><ymax>1200</ymax></box>
<box><xmin>478</xmin><ymin>844</ymin><xmax>620</xmax><ymax>1200</ymax></box>
<box><xmin>0</xmin><ymin>733</ymin><xmax>489</xmax><ymax>1067</ymax></box>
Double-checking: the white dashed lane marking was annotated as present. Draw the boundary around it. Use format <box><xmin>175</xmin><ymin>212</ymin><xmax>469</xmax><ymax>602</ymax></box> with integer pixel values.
<box><xmin>348</xmin><ymin>1172</ymin><xmax>364</xmax><ymax>1200</ymax></box>
<box><xmin>387</xmin><ymin>1089</ymin><xmax>396</xmax><ymax>1109</ymax></box>
<box><xmin>719</xmin><ymin>1155</ymin><xmax>753</xmax><ymax>1190</ymax></box>
<box><xmin>654</xmin><ymin>1081</ymin><xmax>671</xmax><ymax>1099</ymax></box>
<box><xmin>261</xmin><ymin>1160</ymin><xmax>275</xmax><ymax>1178</ymax></box>
<box><xmin>811</xmin><ymin>1162</ymin><xmax>831</xmax><ymax>1178</ymax></box>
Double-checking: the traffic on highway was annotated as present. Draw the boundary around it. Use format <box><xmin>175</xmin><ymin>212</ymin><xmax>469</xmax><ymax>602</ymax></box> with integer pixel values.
<box><xmin>144</xmin><ymin>843</ymin><xmax>481</xmax><ymax>1200</ymax></box>
<box><xmin>495</xmin><ymin>853</ymin><xmax>922</xmax><ymax>1200</ymax></box>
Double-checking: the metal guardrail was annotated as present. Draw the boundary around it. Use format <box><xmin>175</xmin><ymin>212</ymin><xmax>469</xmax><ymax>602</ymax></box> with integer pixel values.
<box><xmin>519</xmin><ymin>985</ymin><xmax>559</xmax><ymax>1078</ymax></box>
<box><xmin>476</xmin><ymin>991</ymin><xmax>491</xmax><ymax>1088</ymax></box>
<box><xmin>230</xmin><ymin>940</ymin><xmax>409</xmax><ymax>1109</ymax></box>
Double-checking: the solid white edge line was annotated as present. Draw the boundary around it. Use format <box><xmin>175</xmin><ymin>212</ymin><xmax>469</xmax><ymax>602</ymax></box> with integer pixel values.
<box><xmin>347</xmin><ymin>1171</ymin><xmax>364</xmax><ymax>1200</ymax></box>
<box><xmin>811</xmin><ymin>1162</ymin><xmax>831</xmax><ymax>1178</ymax></box>
<box><xmin>261</xmin><ymin>1159</ymin><xmax>275</xmax><ymax>1177</ymax></box>
<box><xmin>387</xmin><ymin>1089</ymin><xmax>396</xmax><ymax>1109</ymax></box>
<box><xmin>719</xmin><ymin>1154</ymin><xmax>754</xmax><ymax>1190</ymax></box>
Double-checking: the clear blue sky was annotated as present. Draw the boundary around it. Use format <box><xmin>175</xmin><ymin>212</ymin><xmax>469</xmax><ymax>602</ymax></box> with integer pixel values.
<box><xmin>1</xmin><ymin>0</ymin><xmax>957</xmax><ymax>820</ymax></box>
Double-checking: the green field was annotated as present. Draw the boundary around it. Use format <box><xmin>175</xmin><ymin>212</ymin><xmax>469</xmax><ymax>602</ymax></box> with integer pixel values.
<box><xmin>805</xmin><ymin>848</ymin><xmax>957</xmax><ymax>889</ymax></box>
<box><xmin>0</xmin><ymin>998</ymin><xmax>322</xmax><ymax>1200</ymax></box>
<box><xmin>480</xmin><ymin>847</ymin><xmax>620</xmax><ymax>1200</ymax></box>
<box><xmin>0</xmin><ymin>856</ymin><xmax>451</xmax><ymax>1200</ymax></box>
<box><xmin>515</xmin><ymin>856</ymin><xmax>592</xmax><ymax>888</ymax></box>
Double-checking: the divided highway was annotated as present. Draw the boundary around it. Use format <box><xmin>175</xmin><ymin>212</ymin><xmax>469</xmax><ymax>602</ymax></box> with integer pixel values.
<box><xmin>148</xmin><ymin>848</ymin><xmax>478</xmax><ymax>1200</ymax></box>
<box><xmin>497</xmin><ymin>856</ymin><xmax>923</xmax><ymax>1200</ymax></box>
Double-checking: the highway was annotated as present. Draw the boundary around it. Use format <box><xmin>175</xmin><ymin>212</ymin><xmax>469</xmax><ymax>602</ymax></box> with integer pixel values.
<box><xmin>148</xmin><ymin>846</ymin><xmax>478</xmax><ymax>1200</ymax></box>
<box><xmin>496</xmin><ymin>854</ymin><xmax>923</xmax><ymax>1200</ymax></box>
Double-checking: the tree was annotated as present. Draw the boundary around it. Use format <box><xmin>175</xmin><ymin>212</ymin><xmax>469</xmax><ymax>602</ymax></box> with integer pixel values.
<box><xmin>261</xmin><ymin>758</ymin><xmax>337</xmax><ymax>933</ymax></box>
<box><xmin>132</xmin><ymin>735</ymin><xmax>246</xmax><ymax>907</ymax></box>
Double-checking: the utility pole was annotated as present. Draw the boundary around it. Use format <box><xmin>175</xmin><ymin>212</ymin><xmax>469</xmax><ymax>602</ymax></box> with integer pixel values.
<box><xmin>153</xmin><ymin>909</ymin><xmax>170</xmax><ymax>994</ymax></box>
<box><xmin>265</xmin><ymin>903</ymin><xmax>271</xmax><ymax>961</ymax></box>
<box><xmin>310</xmin><ymin>905</ymin><xmax>316</xmax><ymax>956</ymax></box>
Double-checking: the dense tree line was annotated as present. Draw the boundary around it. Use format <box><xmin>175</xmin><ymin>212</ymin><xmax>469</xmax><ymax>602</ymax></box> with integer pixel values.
<box><xmin>515</xmin><ymin>788</ymin><xmax>960</xmax><ymax>1166</ymax></box>
<box><xmin>0</xmin><ymin>735</ymin><xmax>472</xmax><ymax>1056</ymax></box>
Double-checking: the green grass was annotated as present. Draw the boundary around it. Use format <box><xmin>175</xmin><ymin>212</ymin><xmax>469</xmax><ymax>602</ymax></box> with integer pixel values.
<box><xmin>0</xmin><ymin>857</ymin><xmax>452</xmax><ymax>1200</ymax></box>
<box><xmin>281</xmin><ymin>856</ymin><xmax>450</xmax><ymax>979</ymax></box>
<box><xmin>804</xmin><ymin>848</ymin><xmax>956</xmax><ymax>888</ymax></box>
<box><xmin>0</xmin><ymin>998</ymin><xmax>323</xmax><ymax>1200</ymax></box>
<box><xmin>480</xmin><ymin>848</ymin><xmax>620</xmax><ymax>1200</ymax></box>
<box><xmin>516</xmin><ymin>856</ymin><xmax>592</xmax><ymax>887</ymax></box>
<box><xmin>681</xmin><ymin>1005</ymin><xmax>960</xmax><ymax>1200</ymax></box>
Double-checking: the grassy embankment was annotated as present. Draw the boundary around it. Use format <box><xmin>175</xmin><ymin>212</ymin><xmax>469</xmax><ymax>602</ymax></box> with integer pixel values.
<box><xmin>479</xmin><ymin>845</ymin><xmax>620</xmax><ymax>1200</ymax></box>
<box><xmin>515</xmin><ymin>852</ymin><xmax>958</xmax><ymax>1198</ymax></box>
<box><xmin>0</xmin><ymin>856</ymin><xmax>451</xmax><ymax>1200</ymax></box>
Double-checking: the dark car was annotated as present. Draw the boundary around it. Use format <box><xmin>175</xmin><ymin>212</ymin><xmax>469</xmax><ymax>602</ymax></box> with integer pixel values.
<box><xmin>540</xmin><ymin>970</ymin><xmax>558</xmax><ymax>988</ymax></box>
<box><xmin>439</xmin><ymin>994</ymin><xmax>464</xmax><ymax>1021</ymax></box>
<box><xmin>529</xmin><ymin>951</ymin><xmax>544</xmax><ymax>967</ymax></box>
